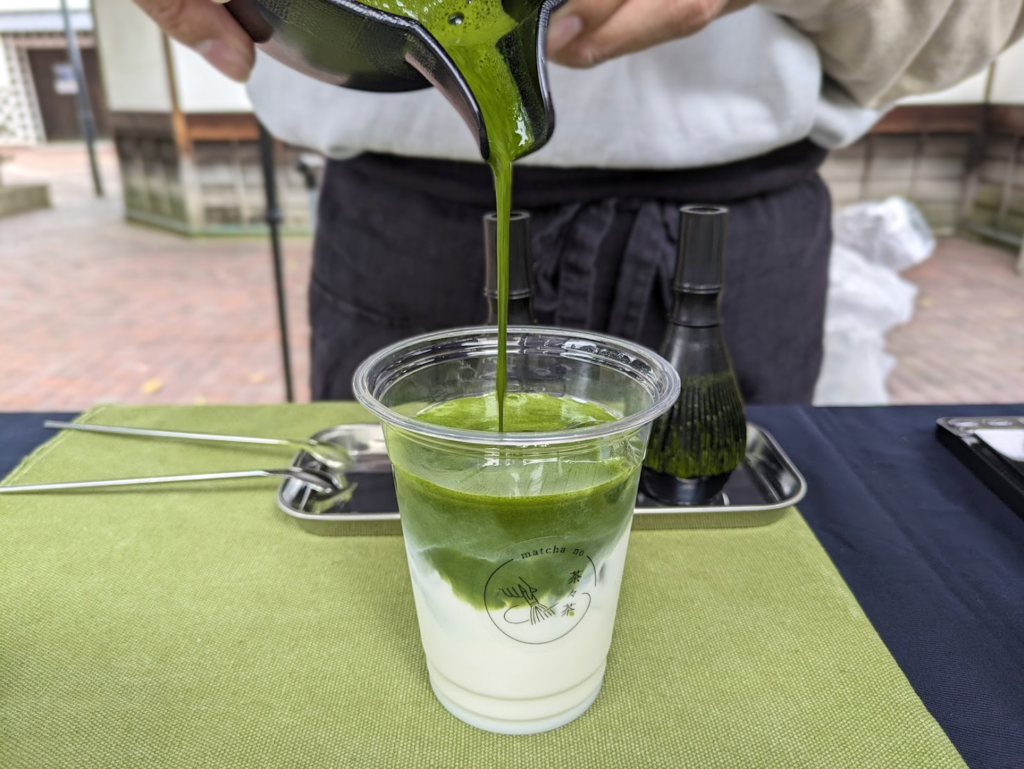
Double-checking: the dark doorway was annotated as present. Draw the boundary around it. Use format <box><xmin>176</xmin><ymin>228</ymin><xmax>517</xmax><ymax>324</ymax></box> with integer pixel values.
<box><xmin>27</xmin><ymin>47</ymin><xmax>111</xmax><ymax>142</ymax></box>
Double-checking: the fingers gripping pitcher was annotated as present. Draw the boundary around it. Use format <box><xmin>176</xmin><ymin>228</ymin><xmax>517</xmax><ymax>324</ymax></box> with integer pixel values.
<box><xmin>355</xmin><ymin>327</ymin><xmax>679</xmax><ymax>734</ymax></box>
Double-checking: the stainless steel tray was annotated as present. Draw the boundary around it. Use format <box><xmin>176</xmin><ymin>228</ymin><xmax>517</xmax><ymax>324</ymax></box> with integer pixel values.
<box><xmin>276</xmin><ymin>423</ymin><xmax>806</xmax><ymax>536</ymax></box>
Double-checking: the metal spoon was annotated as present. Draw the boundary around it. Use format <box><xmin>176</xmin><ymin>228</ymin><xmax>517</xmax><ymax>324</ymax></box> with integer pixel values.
<box><xmin>44</xmin><ymin>421</ymin><xmax>352</xmax><ymax>469</ymax></box>
<box><xmin>0</xmin><ymin>466</ymin><xmax>343</xmax><ymax>495</ymax></box>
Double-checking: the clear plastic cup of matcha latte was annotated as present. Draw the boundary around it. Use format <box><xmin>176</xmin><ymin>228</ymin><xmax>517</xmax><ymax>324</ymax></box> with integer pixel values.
<box><xmin>353</xmin><ymin>327</ymin><xmax>679</xmax><ymax>734</ymax></box>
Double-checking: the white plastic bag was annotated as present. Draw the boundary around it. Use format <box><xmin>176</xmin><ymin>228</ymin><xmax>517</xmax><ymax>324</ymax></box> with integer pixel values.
<box><xmin>813</xmin><ymin>197</ymin><xmax>934</xmax><ymax>406</ymax></box>
<box><xmin>814</xmin><ymin>331</ymin><xmax>895</xmax><ymax>406</ymax></box>
<box><xmin>813</xmin><ymin>244</ymin><xmax>919</xmax><ymax>406</ymax></box>
<box><xmin>824</xmin><ymin>244</ymin><xmax>918</xmax><ymax>337</ymax></box>
<box><xmin>832</xmin><ymin>197</ymin><xmax>935</xmax><ymax>273</ymax></box>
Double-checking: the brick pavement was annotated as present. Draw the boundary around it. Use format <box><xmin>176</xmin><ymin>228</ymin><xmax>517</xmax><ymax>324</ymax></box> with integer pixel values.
<box><xmin>887</xmin><ymin>237</ymin><xmax>1024</xmax><ymax>405</ymax></box>
<box><xmin>1</xmin><ymin>143</ymin><xmax>1022</xmax><ymax>411</ymax></box>
<box><xmin>1</xmin><ymin>143</ymin><xmax>311</xmax><ymax>409</ymax></box>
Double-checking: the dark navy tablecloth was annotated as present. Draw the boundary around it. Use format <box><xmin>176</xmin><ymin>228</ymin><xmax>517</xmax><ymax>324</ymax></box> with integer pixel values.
<box><xmin>3</xmin><ymin>406</ymin><xmax>1023</xmax><ymax>769</ymax></box>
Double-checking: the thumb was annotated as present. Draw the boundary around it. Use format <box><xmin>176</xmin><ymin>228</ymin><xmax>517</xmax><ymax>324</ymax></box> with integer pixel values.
<box><xmin>133</xmin><ymin>0</ymin><xmax>255</xmax><ymax>82</ymax></box>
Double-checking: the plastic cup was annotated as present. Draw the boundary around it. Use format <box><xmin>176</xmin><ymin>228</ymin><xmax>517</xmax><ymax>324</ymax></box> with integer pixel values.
<box><xmin>353</xmin><ymin>327</ymin><xmax>679</xmax><ymax>734</ymax></box>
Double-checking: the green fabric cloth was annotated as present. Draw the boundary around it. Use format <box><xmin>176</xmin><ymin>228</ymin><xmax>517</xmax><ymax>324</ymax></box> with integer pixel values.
<box><xmin>0</xmin><ymin>404</ymin><xmax>964</xmax><ymax>768</ymax></box>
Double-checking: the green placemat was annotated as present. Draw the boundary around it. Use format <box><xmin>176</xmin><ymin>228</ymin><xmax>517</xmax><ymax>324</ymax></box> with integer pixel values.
<box><xmin>0</xmin><ymin>405</ymin><xmax>964</xmax><ymax>768</ymax></box>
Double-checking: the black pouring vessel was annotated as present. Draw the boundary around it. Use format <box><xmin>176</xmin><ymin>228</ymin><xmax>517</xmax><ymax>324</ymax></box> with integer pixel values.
<box><xmin>226</xmin><ymin>0</ymin><xmax>564</xmax><ymax>161</ymax></box>
<box><xmin>641</xmin><ymin>206</ymin><xmax>747</xmax><ymax>507</ymax></box>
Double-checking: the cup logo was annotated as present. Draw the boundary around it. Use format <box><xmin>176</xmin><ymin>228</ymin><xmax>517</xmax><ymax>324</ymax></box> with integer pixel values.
<box><xmin>483</xmin><ymin>538</ymin><xmax>597</xmax><ymax>645</ymax></box>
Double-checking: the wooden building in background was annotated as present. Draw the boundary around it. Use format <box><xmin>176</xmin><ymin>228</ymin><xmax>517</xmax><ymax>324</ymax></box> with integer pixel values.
<box><xmin>91</xmin><ymin>0</ymin><xmax>308</xmax><ymax>235</ymax></box>
<box><xmin>820</xmin><ymin>50</ymin><xmax>1024</xmax><ymax>255</ymax></box>
<box><xmin>0</xmin><ymin>4</ymin><xmax>109</xmax><ymax>146</ymax></box>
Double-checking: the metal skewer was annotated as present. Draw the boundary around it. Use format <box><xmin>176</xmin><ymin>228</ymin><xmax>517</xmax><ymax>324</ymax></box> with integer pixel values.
<box><xmin>0</xmin><ymin>467</ymin><xmax>342</xmax><ymax>495</ymax></box>
<box><xmin>44</xmin><ymin>421</ymin><xmax>351</xmax><ymax>469</ymax></box>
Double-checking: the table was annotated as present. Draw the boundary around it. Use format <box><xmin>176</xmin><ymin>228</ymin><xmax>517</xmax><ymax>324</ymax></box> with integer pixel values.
<box><xmin>3</xmin><ymin>405</ymin><xmax>1023</xmax><ymax>768</ymax></box>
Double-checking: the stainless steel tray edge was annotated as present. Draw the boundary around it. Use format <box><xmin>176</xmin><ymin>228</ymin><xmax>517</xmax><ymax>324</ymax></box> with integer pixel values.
<box><xmin>276</xmin><ymin>423</ymin><xmax>806</xmax><ymax>536</ymax></box>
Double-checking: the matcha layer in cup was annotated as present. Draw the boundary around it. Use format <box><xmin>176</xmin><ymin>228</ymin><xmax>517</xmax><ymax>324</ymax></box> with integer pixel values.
<box><xmin>354</xmin><ymin>328</ymin><xmax>679</xmax><ymax>735</ymax></box>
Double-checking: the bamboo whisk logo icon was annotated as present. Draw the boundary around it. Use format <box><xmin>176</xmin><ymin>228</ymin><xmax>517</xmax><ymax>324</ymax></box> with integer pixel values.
<box><xmin>484</xmin><ymin>539</ymin><xmax>598</xmax><ymax>644</ymax></box>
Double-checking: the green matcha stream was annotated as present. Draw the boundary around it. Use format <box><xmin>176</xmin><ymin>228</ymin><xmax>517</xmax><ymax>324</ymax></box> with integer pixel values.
<box><xmin>359</xmin><ymin>0</ymin><xmax>538</xmax><ymax>429</ymax></box>
<box><xmin>353</xmin><ymin>1</ymin><xmax>644</xmax><ymax>611</ymax></box>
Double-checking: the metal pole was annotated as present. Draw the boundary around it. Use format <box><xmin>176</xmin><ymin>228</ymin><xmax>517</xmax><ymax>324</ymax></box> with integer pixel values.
<box><xmin>257</xmin><ymin>121</ymin><xmax>295</xmax><ymax>403</ymax></box>
<box><xmin>294</xmin><ymin>153</ymin><xmax>323</xmax><ymax>231</ymax></box>
<box><xmin>59</xmin><ymin>0</ymin><xmax>103</xmax><ymax>197</ymax></box>
<box><xmin>1018</xmin><ymin>229</ymin><xmax>1024</xmax><ymax>276</ymax></box>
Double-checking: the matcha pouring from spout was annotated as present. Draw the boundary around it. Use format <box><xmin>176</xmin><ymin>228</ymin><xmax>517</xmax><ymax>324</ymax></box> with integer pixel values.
<box><xmin>226</xmin><ymin>0</ymin><xmax>563</xmax><ymax>161</ymax></box>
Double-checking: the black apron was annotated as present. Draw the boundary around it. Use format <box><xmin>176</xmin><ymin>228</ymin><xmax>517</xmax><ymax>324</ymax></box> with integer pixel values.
<box><xmin>310</xmin><ymin>140</ymin><xmax>831</xmax><ymax>404</ymax></box>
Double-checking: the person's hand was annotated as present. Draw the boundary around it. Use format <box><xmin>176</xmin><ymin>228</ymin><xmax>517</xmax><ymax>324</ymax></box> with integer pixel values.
<box><xmin>547</xmin><ymin>0</ymin><xmax>753</xmax><ymax>68</ymax></box>
<box><xmin>133</xmin><ymin>0</ymin><xmax>254</xmax><ymax>82</ymax></box>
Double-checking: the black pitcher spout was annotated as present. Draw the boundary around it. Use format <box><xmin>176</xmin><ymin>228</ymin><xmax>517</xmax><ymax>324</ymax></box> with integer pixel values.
<box><xmin>226</xmin><ymin>0</ymin><xmax>562</xmax><ymax>161</ymax></box>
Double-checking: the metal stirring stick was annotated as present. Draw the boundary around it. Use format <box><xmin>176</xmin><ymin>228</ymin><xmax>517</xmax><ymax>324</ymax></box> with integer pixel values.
<box><xmin>0</xmin><ymin>467</ymin><xmax>344</xmax><ymax>496</ymax></box>
<box><xmin>44</xmin><ymin>421</ymin><xmax>352</xmax><ymax>469</ymax></box>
